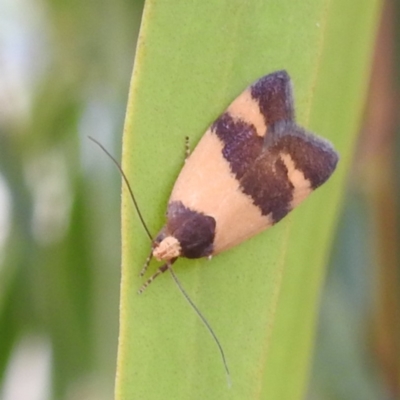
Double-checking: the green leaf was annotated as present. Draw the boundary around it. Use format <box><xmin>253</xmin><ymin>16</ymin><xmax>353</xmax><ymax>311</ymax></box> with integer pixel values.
<box><xmin>116</xmin><ymin>1</ymin><xmax>381</xmax><ymax>399</ymax></box>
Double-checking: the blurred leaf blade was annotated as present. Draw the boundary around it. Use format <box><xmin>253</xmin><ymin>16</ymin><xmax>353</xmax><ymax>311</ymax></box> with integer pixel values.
<box><xmin>0</xmin><ymin>0</ymin><xmax>144</xmax><ymax>397</ymax></box>
<box><xmin>117</xmin><ymin>1</ymin><xmax>381</xmax><ymax>399</ymax></box>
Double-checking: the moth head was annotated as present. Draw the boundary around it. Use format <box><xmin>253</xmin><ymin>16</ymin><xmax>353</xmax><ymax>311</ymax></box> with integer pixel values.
<box><xmin>153</xmin><ymin>235</ymin><xmax>182</xmax><ymax>261</ymax></box>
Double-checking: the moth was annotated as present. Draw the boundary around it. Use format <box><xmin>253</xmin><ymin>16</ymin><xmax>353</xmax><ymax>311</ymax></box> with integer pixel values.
<box><xmin>90</xmin><ymin>70</ymin><xmax>338</xmax><ymax>386</ymax></box>
<box><xmin>139</xmin><ymin>70</ymin><xmax>339</xmax><ymax>291</ymax></box>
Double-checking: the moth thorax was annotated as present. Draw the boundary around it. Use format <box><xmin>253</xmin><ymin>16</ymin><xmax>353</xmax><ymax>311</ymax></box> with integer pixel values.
<box><xmin>153</xmin><ymin>236</ymin><xmax>182</xmax><ymax>261</ymax></box>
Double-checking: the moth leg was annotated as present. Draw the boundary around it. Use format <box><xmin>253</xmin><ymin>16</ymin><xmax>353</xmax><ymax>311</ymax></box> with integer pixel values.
<box><xmin>138</xmin><ymin>263</ymin><xmax>169</xmax><ymax>294</ymax></box>
<box><xmin>139</xmin><ymin>249</ymin><xmax>154</xmax><ymax>277</ymax></box>
<box><xmin>185</xmin><ymin>136</ymin><xmax>191</xmax><ymax>161</ymax></box>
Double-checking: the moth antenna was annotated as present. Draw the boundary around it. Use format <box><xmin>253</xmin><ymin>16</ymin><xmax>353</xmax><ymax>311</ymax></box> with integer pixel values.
<box><xmin>140</xmin><ymin>249</ymin><xmax>154</xmax><ymax>277</ymax></box>
<box><xmin>137</xmin><ymin>262</ymin><xmax>169</xmax><ymax>294</ymax></box>
<box><xmin>88</xmin><ymin>136</ymin><xmax>153</xmax><ymax>241</ymax></box>
<box><xmin>90</xmin><ymin>137</ymin><xmax>231</xmax><ymax>386</ymax></box>
<box><xmin>168</xmin><ymin>265</ymin><xmax>232</xmax><ymax>388</ymax></box>
<box><xmin>184</xmin><ymin>136</ymin><xmax>191</xmax><ymax>160</ymax></box>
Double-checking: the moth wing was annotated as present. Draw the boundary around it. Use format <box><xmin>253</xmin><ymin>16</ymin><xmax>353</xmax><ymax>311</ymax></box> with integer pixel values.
<box><xmin>168</xmin><ymin>71</ymin><xmax>338</xmax><ymax>255</ymax></box>
<box><xmin>169</xmin><ymin>125</ymin><xmax>273</xmax><ymax>254</ymax></box>
<box><xmin>212</xmin><ymin>70</ymin><xmax>295</xmax><ymax>180</ymax></box>
<box><xmin>238</xmin><ymin>121</ymin><xmax>339</xmax><ymax>225</ymax></box>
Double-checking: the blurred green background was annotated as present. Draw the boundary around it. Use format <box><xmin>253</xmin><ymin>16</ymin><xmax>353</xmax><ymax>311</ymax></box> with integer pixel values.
<box><xmin>0</xmin><ymin>0</ymin><xmax>398</xmax><ymax>399</ymax></box>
